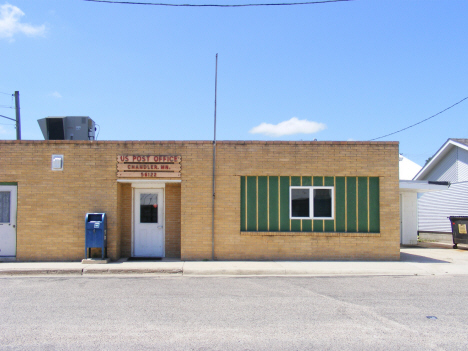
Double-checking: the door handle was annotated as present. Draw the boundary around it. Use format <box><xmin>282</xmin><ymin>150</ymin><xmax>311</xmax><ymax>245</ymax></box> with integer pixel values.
<box><xmin>157</xmin><ymin>226</ymin><xmax>163</xmax><ymax>229</ymax></box>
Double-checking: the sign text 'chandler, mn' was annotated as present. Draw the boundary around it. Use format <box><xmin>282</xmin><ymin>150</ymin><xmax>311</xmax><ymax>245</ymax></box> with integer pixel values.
<box><xmin>117</xmin><ymin>155</ymin><xmax>181</xmax><ymax>178</ymax></box>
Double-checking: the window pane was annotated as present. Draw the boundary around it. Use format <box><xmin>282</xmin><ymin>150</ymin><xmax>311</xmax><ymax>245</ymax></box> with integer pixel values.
<box><xmin>314</xmin><ymin>189</ymin><xmax>332</xmax><ymax>218</ymax></box>
<box><xmin>291</xmin><ymin>188</ymin><xmax>309</xmax><ymax>218</ymax></box>
<box><xmin>0</xmin><ymin>191</ymin><xmax>10</xmax><ymax>223</ymax></box>
<box><xmin>140</xmin><ymin>194</ymin><xmax>158</xmax><ymax>223</ymax></box>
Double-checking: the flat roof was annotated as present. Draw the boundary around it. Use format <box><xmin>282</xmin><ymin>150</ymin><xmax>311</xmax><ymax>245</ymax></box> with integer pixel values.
<box><xmin>399</xmin><ymin>180</ymin><xmax>449</xmax><ymax>193</ymax></box>
<box><xmin>0</xmin><ymin>140</ymin><xmax>399</xmax><ymax>145</ymax></box>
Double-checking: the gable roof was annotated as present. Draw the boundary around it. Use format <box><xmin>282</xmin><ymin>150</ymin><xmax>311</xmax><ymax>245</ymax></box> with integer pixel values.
<box><xmin>399</xmin><ymin>155</ymin><xmax>422</xmax><ymax>180</ymax></box>
<box><xmin>451</xmin><ymin>138</ymin><xmax>468</xmax><ymax>147</ymax></box>
<box><xmin>413</xmin><ymin>138</ymin><xmax>468</xmax><ymax>180</ymax></box>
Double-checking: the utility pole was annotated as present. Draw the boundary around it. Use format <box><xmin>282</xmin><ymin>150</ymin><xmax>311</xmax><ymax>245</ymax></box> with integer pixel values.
<box><xmin>212</xmin><ymin>53</ymin><xmax>218</xmax><ymax>261</ymax></box>
<box><xmin>14</xmin><ymin>91</ymin><xmax>21</xmax><ymax>140</ymax></box>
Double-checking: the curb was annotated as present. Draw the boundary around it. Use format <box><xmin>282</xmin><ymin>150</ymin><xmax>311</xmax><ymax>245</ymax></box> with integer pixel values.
<box><xmin>182</xmin><ymin>269</ymin><xmax>287</xmax><ymax>276</ymax></box>
<box><xmin>0</xmin><ymin>269</ymin><xmax>83</xmax><ymax>275</ymax></box>
<box><xmin>82</xmin><ymin>268</ymin><xmax>183</xmax><ymax>275</ymax></box>
<box><xmin>0</xmin><ymin>269</ymin><xmax>184</xmax><ymax>276</ymax></box>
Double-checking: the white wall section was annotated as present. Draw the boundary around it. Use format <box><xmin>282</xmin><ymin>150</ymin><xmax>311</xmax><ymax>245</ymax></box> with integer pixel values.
<box><xmin>457</xmin><ymin>148</ymin><xmax>468</xmax><ymax>181</ymax></box>
<box><xmin>418</xmin><ymin>181</ymin><xmax>468</xmax><ymax>233</ymax></box>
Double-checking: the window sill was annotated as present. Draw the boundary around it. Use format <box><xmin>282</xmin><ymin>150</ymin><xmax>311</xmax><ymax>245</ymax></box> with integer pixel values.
<box><xmin>241</xmin><ymin>231</ymin><xmax>381</xmax><ymax>237</ymax></box>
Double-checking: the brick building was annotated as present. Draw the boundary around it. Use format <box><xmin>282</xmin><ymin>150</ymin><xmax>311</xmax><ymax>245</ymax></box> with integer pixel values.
<box><xmin>0</xmin><ymin>140</ymin><xmax>400</xmax><ymax>261</ymax></box>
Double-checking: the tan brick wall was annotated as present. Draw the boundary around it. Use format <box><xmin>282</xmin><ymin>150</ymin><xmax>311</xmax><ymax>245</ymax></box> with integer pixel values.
<box><xmin>0</xmin><ymin>140</ymin><xmax>399</xmax><ymax>261</ymax></box>
<box><xmin>210</xmin><ymin>142</ymin><xmax>400</xmax><ymax>261</ymax></box>
<box><xmin>119</xmin><ymin>183</ymin><xmax>132</xmax><ymax>258</ymax></box>
<box><xmin>165</xmin><ymin>184</ymin><xmax>181</xmax><ymax>258</ymax></box>
<box><xmin>0</xmin><ymin>142</ymin><xmax>122</xmax><ymax>261</ymax></box>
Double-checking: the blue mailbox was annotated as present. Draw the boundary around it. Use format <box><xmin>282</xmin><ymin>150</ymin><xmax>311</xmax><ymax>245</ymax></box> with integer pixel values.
<box><xmin>85</xmin><ymin>213</ymin><xmax>107</xmax><ymax>259</ymax></box>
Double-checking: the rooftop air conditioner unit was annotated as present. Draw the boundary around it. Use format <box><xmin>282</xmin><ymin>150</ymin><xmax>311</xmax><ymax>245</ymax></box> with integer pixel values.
<box><xmin>38</xmin><ymin>116</ymin><xmax>96</xmax><ymax>141</ymax></box>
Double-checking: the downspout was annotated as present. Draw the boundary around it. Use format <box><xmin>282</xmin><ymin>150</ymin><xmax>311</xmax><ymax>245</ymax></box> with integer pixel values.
<box><xmin>212</xmin><ymin>54</ymin><xmax>218</xmax><ymax>260</ymax></box>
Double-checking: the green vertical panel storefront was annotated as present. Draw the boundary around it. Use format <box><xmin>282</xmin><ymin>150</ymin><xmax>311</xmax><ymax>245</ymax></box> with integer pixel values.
<box><xmin>246</xmin><ymin>176</ymin><xmax>257</xmax><ymax>231</ymax></box>
<box><xmin>258</xmin><ymin>176</ymin><xmax>268</xmax><ymax>231</ymax></box>
<box><xmin>346</xmin><ymin>177</ymin><xmax>357</xmax><ymax>232</ymax></box>
<box><xmin>240</xmin><ymin>176</ymin><xmax>246</xmax><ymax>231</ymax></box>
<box><xmin>241</xmin><ymin>175</ymin><xmax>379</xmax><ymax>234</ymax></box>
<box><xmin>358</xmin><ymin>177</ymin><xmax>368</xmax><ymax>232</ymax></box>
<box><xmin>335</xmin><ymin>177</ymin><xmax>346</xmax><ymax>232</ymax></box>
<box><xmin>279</xmin><ymin>176</ymin><xmax>290</xmax><ymax>231</ymax></box>
<box><xmin>268</xmin><ymin>176</ymin><xmax>279</xmax><ymax>231</ymax></box>
<box><xmin>369</xmin><ymin>177</ymin><xmax>380</xmax><ymax>233</ymax></box>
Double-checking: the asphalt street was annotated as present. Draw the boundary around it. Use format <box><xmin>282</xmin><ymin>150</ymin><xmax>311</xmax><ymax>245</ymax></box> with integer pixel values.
<box><xmin>1</xmin><ymin>275</ymin><xmax>468</xmax><ymax>350</ymax></box>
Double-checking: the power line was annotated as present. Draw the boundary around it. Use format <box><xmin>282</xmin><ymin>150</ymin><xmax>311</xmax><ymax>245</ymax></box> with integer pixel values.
<box><xmin>370</xmin><ymin>95</ymin><xmax>468</xmax><ymax>141</ymax></box>
<box><xmin>0</xmin><ymin>114</ymin><xmax>16</xmax><ymax>122</ymax></box>
<box><xmin>83</xmin><ymin>0</ymin><xmax>353</xmax><ymax>7</ymax></box>
<box><xmin>0</xmin><ymin>92</ymin><xmax>12</xmax><ymax>96</ymax></box>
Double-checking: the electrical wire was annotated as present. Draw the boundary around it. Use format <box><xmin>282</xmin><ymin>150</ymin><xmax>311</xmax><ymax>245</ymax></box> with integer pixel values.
<box><xmin>0</xmin><ymin>114</ymin><xmax>16</xmax><ymax>122</ymax></box>
<box><xmin>0</xmin><ymin>92</ymin><xmax>12</xmax><ymax>95</ymax></box>
<box><xmin>83</xmin><ymin>0</ymin><xmax>353</xmax><ymax>7</ymax></box>
<box><xmin>370</xmin><ymin>96</ymin><xmax>468</xmax><ymax>141</ymax></box>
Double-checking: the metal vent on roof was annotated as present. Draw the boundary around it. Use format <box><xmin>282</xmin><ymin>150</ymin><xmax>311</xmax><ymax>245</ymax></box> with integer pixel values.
<box><xmin>38</xmin><ymin>116</ymin><xmax>96</xmax><ymax>141</ymax></box>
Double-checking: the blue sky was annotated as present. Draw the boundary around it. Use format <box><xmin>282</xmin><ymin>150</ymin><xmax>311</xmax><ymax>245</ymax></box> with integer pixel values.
<box><xmin>1</xmin><ymin>0</ymin><xmax>467</xmax><ymax>166</ymax></box>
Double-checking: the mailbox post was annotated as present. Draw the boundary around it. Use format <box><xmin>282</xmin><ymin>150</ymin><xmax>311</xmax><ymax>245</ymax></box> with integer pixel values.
<box><xmin>85</xmin><ymin>213</ymin><xmax>107</xmax><ymax>259</ymax></box>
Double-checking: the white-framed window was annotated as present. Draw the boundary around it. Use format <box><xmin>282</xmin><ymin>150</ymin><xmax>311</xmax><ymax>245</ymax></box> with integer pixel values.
<box><xmin>290</xmin><ymin>186</ymin><xmax>334</xmax><ymax>220</ymax></box>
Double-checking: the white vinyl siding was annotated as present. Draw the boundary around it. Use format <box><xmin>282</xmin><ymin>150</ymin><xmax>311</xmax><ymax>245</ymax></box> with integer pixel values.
<box><xmin>424</xmin><ymin>147</ymin><xmax>458</xmax><ymax>182</ymax></box>
<box><xmin>418</xmin><ymin>181</ymin><xmax>468</xmax><ymax>233</ymax></box>
<box><xmin>458</xmin><ymin>148</ymin><xmax>468</xmax><ymax>181</ymax></box>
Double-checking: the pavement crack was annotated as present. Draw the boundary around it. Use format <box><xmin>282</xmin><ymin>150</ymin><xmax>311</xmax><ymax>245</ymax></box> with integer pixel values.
<box><xmin>286</xmin><ymin>279</ymin><xmax>432</xmax><ymax>341</ymax></box>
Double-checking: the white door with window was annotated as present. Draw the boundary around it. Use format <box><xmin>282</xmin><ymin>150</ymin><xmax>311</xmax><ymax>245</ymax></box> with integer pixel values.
<box><xmin>0</xmin><ymin>186</ymin><xmax>17</xmax><ymax>257</ymax></box>
<box><xmin>133</xmin><ymin>188</ymin><xmax>164</xmax><ymax>257</ymax></box>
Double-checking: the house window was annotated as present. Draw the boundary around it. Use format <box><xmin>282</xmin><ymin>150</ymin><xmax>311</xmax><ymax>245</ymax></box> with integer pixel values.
<box><xmin>290</xmin><ymin>186</ymin><xmax>334</xmax><ymax>220</ymax></box>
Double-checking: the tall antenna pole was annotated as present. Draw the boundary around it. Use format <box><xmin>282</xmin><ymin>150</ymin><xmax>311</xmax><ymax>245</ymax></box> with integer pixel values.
<box><xmin>14</xmin><ymin>91</ymin><xmax>21</xmax><ymax>140</ymax></box>
<box><xmin>212</xmin><ymin>53</ymin><xmax>218</xmax><ymax>260</ymax></box>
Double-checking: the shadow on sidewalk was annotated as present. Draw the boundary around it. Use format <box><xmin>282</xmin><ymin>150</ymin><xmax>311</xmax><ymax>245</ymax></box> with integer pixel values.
<box><xmin>400</xmin><ymin>252</ymin><xmax>450</xmax><ymax>264</ymax></box>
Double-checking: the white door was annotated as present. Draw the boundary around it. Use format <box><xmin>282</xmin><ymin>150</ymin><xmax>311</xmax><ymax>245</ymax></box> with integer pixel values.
<box><xmin>133</xmin><ymin>189</ymin><xmax>165</xmax><ymax>257</ymax></box>
<box><xmin>0</xmin><ymin>186</ymin><xmax>17</xmax><ymax>257</ymax></box>
<box><xmin>400</xmin><ymin>194</ymin><xmax>403</xmax><ymax>243</ymax></box>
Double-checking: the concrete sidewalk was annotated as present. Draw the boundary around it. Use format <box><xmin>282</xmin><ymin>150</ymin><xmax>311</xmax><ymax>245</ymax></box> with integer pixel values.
<box><xmin>0</xmin><ymin>245</ymin><xmax>467</xmax><ymax>277</ymax></box>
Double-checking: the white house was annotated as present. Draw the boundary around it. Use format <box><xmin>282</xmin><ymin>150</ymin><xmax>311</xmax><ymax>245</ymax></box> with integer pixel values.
<box><xmin>398</xmin><ymin>154</ymin><xmax>448</xmax><ymax>245</ymax></box>
<box><xmin>399</xmin><ymin>155</ymin><xmax>422</xmax><ymax>180</ymax></box>
<box><xmin>414</xmin><ymin>138</ymin><xmax>468</xmax><ymax>234</ymax></box>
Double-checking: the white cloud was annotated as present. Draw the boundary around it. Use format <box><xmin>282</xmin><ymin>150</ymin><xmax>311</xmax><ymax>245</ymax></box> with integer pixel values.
<box><xmin>0</xmin><ymin>4</ymin><xmax>46</xmax><ymax>40</ymax></box>
<box><xmin>0</xmin><ymin>125</ymin><xmax>14</xmax><ymax>135</ymax></box>
<box><xmin>50</xmin><ymin>91</ymin><xmax>62</xmax><ymax>98</ymax></box>
<box><xmin>249</xmin><ymin>117</ymin><xmax>326</xmax><ymax>137</ymax></box>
